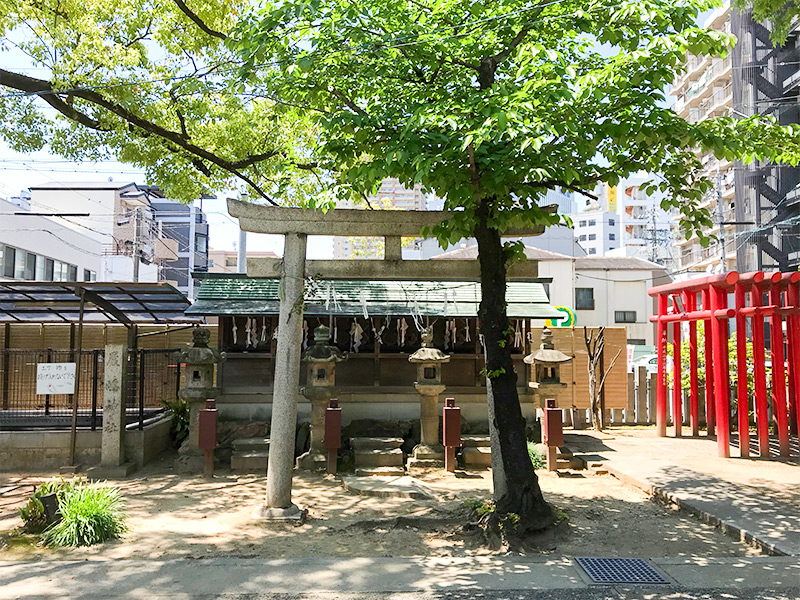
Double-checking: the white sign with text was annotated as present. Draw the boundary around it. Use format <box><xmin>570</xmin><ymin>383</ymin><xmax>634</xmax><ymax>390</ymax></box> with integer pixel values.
<box><xmin>36</xmin><ymin>363</ymin><xmax>77</xmax><ymax>395</ymax></box>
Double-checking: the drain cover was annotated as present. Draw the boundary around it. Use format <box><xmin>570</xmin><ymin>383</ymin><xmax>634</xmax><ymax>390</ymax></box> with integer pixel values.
<box><xmin>575</xmin><ymin>557</ymin><xmax>670</xmax><ymax>585</ymax></box>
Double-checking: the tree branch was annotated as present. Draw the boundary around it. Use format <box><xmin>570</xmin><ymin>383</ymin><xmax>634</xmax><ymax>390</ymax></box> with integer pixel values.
<box><xmin>521</xmin><ymin>179</ymin><xmax>599</xmax><ymax>200</ymax></box>
<box><xmin>0</xmin><ymin>68</ymin><xmax>281</xmax><ymax>205</ymax></box>
<box><xmin>172</xmin><ymin>0</ymin><xmax>227</xmax><ymax>40</ymax></box>
<box><xmin>326</xmin><ymin>86</ymin><xmax>368</xmax><ymax>116</ymax></box>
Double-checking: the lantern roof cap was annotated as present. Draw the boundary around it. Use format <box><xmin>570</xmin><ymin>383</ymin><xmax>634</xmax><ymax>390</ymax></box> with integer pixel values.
<box><xmin>302</xmin><ymin>324</ymin><xmax>347</xmax><ymax>362</ymax></box>
<box><xmin>409</xmin><ymin>326</ymin><xmax>450</xmax><ymax>363</ymax></box>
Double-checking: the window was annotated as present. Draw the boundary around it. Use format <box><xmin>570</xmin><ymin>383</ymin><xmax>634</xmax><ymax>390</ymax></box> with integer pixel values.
<box><xmin>45</xmin><ymin>258</ymin><xmax>54</xmax><ymax>281</ymax></box>
<box><xmin>609</xmin><ymin>218</ymin><xmax>615</xmax><ymax>226</ymax></box>
<box><xmin>35</xmin><ymin>255</ymin><xmax>46</xmax><ymax>280</ymax></box>
<box><xmin>615</xmin><ymin>311</ymin><xmax>637</xmax><ymax>323</ymax></box>
<box><xmin>576</xmin><ymin>287</ymin><xmax>595</xmax><ymax>310</ymax></box>
<box><xmin>2</xmin><ymin>246</ymin><xmax>14</xmax><ymax>279</ymax></box>
<box><xmin>195</xmin><ymin>234</ymin><xmax>208</xmax><ymax>254</ymax></box>
<box><xmin>579</xmin><ymin>235</ymin><xmax>587</xmax><ymax>241</ymax></box>
<box><xmin>588</xmin><ymin>248</ymin><xmax>597</xmax><ymax>254</ymax></box>
<box><xmin>84</xmin><ymin>269</ymin><xmax>96</xmax><ymax>282</ymax></box>
<box><xmin>225</xmin><ymin>257</ymin><xmax>237</xmax><ymax>267</ymax></box>
<box><xmin>579</xmin><ymin>220</ymin><xmax>587</xmax><ymax>227</ymax></box>
<box><xmin>588</xmin><ymin>234</ymin><xmax>596</xmax><ymax>241</ymax></box>
<box><xmin>609</xmin><ymin>233</ymin><xmax>616</xmax><ymax>240</ymax></box>
<box><xmin>588</xmin><ymin>219</ymin><xmax>596</xmax><ymax>226</ymax></box>
<box><xmin>67</xmin><ymin>265</ymin><xmax>78</xmax><ymax>281</ymax></box>
<box><xmin>627</xmin><ymin>338</ymin><xmax>646</xmax><ymax>346</ymax></box>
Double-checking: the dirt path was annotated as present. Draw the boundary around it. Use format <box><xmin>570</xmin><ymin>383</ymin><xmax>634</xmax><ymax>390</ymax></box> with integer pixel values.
<box><xmin>0</xmin><ymin>450</ymin><xmax>762</xmax><ymax>561</ymax></box>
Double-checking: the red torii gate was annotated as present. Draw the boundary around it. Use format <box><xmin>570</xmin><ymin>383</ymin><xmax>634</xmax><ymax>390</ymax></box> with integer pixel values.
<box><xmin>648</xmin><ymin>271</ymin><xmax>800</xmax><ymax>458</ymax></box>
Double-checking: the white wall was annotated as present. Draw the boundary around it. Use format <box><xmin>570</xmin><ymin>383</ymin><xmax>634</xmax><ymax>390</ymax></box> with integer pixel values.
<box><xmin>573</xmin><ymin>268</ymin><xmax>659</xmax><ymax>344</ymax></box>
<box><xmin>0</xmin><ymin>198</ymin><xmax>102</xmax><ymax>280</ymax></box>
<box><xmin>101</xmin><ymin>255</ymin><xmax>158</xmax><ymax>283</ymax></box>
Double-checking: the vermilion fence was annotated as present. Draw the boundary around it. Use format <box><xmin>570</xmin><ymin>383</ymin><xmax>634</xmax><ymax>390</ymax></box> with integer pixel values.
<box><xmin>649</xmin><ymin>271</ymin><xmax>800</xmax><ymax>458</ymax></box>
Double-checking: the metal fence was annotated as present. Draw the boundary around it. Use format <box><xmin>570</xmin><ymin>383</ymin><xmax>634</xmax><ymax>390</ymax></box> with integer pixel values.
<box><xmin>0</xmin><ymin>348</ymin><xmax>180</xmax><ymax>430</ymax></box>
<box><xmin>126</xmin><ymin>349</ymin><xmax>182</xmax><ymax>430</ymax></box>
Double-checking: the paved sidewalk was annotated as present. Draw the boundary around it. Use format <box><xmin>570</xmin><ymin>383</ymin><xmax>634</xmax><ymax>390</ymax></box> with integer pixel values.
<box><xmin>1</xmin><ymin>556</ymin><xmax>798</xmax><ymax>599</ymax></box>
<box><xmin>567</xmin><ymin>429</ymin><xmax>800</xmax><ymax>555</ymax></box>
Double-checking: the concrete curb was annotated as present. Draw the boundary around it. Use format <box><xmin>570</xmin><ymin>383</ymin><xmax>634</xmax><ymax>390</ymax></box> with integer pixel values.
<box><xmin>605</xmin><ymin>465</ymin><xmax>788</xmax><ymax>556</ymax></box>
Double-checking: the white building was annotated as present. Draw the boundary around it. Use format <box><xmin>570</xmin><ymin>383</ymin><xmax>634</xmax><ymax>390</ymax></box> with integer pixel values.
<box><xmin>671</xmin><ymin>3</ymin><xmax>735</xmax><ymax>272</ymax></box>
<box><xmin>608</xmin><ymin>183</ymin><xmax>677</xmax><ymax>270</ymax></box>
<box><xmin>432</xmin><ymin>246</ymin><xmax>667</xmax><ymax>346</ymax></box>
<box><xmin>573</xmin><ymin>208</ymin><xmax>620</xmax><ymax>256</ymax></box>
<box><xmin>26</xmin><ymin>181</ymin><xmax>179</xmax><ymax>283</ymax></box>
<box><xmin>0</xmin><ymin>197</ymin><xmax>102</xmax><ymax>282</ymax></box>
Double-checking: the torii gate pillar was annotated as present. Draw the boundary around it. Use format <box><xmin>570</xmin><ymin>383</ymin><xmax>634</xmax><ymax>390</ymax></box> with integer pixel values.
<box><xmin>255</xmin><ymin>232</ymin><xmax>307</xmax><ymax>518</ymax></box>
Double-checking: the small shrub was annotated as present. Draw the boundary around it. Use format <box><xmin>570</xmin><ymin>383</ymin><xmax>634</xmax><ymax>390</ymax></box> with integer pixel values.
<box><xmin>527</xmin><ymin>441</ymin><xmax>545</xmax><ymax>470</ymax></box>
<box><xmin>162</xmin><ymin>397</ymin><xmax>190</xmax><ymax>447</ymax></box>
<box><xmin>19</xmin><ymin>478</ymin><xmax>76</xmax><ymax>534</ymax></box>
<box><xmin>43</xmin><ymin>482</ymin><xmax>126</xmax><ymax>547</ymax></box>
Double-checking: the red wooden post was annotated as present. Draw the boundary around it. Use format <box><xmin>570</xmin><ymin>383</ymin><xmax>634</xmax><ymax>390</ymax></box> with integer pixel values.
<box><xmin>684</xmin><ymin>291</ymin><xmax>700</xmax><ymax>436</ymax></box>
<box><xmin>710</xmin><ymin>284</ymin><xmax>731</xmax><ymax>457</ymax></box>
<box><xmin>656</xmin><ymin>294</ymin><xmax>669</xmax><ymax>437</ymax></box>
<box><xmin>734</xmin><ymin>283</ymin><xmax>749</xmax><ymax>457</ymax></box>
<box><xmin>702</xmin><ymin>288</ymin><xmax>716</xmax><ymax>436</ymax></box>
<box><xmin>768</xmin><ymin>285</ymin><xmax>790</xmax><ymax>457</ymax></box>
<box><xmin>751</xmin><ymin>282</ymin><xmax>770</xmax><ymax>457</ymax></box>
<box><xmin>672</xmin><ymin>296</ymin><xmax>682</xmax><ymax>437</ymax></box>
<box><xmin>788</xmin><ymin>282</ymin><xmax>800</xmax><ymax>437</ymax></box>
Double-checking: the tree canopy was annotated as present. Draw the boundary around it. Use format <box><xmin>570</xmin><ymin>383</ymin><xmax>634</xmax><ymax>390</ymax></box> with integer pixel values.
<box><xmin>0</xmin><ymin>0</ymin><xmax>319</xmax><ymax>204</ymax></box>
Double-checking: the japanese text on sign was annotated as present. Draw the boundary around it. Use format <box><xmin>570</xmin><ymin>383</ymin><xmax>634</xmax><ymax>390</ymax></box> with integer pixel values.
<box><xmin>36</xmin><ymin>363</ymin><xmax>77</xmax><ymax>395</ymax></box>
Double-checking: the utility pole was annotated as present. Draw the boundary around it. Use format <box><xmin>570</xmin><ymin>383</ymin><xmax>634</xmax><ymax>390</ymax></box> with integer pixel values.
<box><xmin>717</xmin><ymin>166</ymin><xmax>725</xmax><ymax>272</ymax></box>
<box><xmin>132</xmin><ymin>207</ymin><xmax>141</xmax><ymax>282</ymax></box>
<box><xmin>650</xmin><ymin>209</ymin><xmax>658</xmax><ymax>263</ymax></box>
<box><xmin>188</xmin><ymin>203</ymin><xmax>196</xmax><ymax>299</ymax></box>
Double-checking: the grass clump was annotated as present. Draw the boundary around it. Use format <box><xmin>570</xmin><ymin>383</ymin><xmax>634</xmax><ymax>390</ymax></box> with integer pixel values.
<box><xmin>19</xmin><ymin>478</ymin><xmax>76</xmax><ymax>534</ymax></box>
<box><xmin>162</xmin><ymin>397</ymin><xmax>190</xmax><ymax>447</ymax></box>
<box><xmin>527</xmin><ymin>441</ymin><xmax>545</xmax><ymax>470</ymax></box>
<box><xmin>42</xmin><ymin>482</ymin><xmax>127</xmax><ymax>547</ymax></box>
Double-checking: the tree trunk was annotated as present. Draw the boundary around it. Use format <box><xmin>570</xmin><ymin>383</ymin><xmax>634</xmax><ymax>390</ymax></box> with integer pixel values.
<box><xmin>475</xmin><ymin>202</ymin><xmax>552</xmax><ymax>534</ymax></box>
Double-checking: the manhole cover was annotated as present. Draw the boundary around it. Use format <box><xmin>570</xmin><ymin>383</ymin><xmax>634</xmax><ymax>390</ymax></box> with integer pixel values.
<box><xmin>575</xmin><ymin>557</ymin><xmax>670</xmax><ymax>585</ymax></box>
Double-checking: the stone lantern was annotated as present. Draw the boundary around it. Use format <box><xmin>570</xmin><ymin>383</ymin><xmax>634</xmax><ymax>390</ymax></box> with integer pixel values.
<box><xmin>296</xmin><ymin>324</ymin><xmax>346</xmax><ymax>470</ymax></box>
<box><xmin>175</xmin><ymin>327</ymin><xmax>225</xmax><ymax>473</ymax></box>
<box><xmin>524</xmin><ymin>326</ymin><xmax>572</xmax><ymax>406</ymax></box>
<box><xmin>407</xmin><ymin>326</ymin><xmax>450</xmax><ymax>469</ymax></box>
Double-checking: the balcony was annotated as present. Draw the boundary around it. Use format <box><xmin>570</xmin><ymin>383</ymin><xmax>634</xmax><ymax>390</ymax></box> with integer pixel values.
<box><xmin>784</xmin><ymin>69</ymin><xmax>800</xmax><ymax>94</ymax></box>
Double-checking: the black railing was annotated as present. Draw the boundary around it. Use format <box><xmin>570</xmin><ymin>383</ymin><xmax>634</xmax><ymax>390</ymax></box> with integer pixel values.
<box><xmin>126</xmin><ymin>349</ymin><xmax>181</xmax><ymax>430</ymax></box>
<box><xmin>0</xmin><ymin>349</ymin><xmax>103</xmax><ymax>430</ymax></box>
<box><xmin>0</xmin><ymin>348</ymin><xmax>181</xmax><ymax>430</ymax></box>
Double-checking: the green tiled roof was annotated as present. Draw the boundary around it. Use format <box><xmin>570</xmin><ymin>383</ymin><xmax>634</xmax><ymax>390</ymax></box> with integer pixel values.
<box><xmin>188</xmin><ymin>277</ymin><xmax>563</xmax><ymax>319</ymax></box>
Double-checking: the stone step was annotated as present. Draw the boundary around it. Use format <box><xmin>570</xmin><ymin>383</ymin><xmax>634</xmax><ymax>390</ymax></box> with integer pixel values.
<box><xmin>350</xmin><ymin>437</ymin><xmax>404</xmax><ymax>451</ymax></box>
<box><xmin>556</xmin><ymin>446</ymin><xmax>573</xmax><ymax>459</ymax></box>
<box><xmin>355</xmin><ymin>466</ymin><xmax>406</xmax><ymax>477</ymax></box>
<box><xmin>462</xmin><ymin>446</ymin><xmax>492</xmax><ymax>468</ymax></box>
<box><xmin>231</xmin><ymin>451</ymin><xmax>269</xmax><ymax>473</ymax></box>
<box><xmin>556</xmin><ymin>456</ymin><xmax>586</xmax><ymax>470</ymax></box>
<box><xmin>460</xmin><ymin>435</ymin><xmax>491</xmax><ymax>448</ymax></box>
<box><xmin>232</xmin><ymin>438</ymin><xmax>270</xmax><ymax>452</ymax></box>
<box><xmin>354</xmin><ymin>448</ymin><xmax>405</xmax><ymax>467</ymax></box>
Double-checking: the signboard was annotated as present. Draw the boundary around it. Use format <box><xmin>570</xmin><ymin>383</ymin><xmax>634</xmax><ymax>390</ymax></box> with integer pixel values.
<box><xmin>36</xmin><ymin>363</ymin><xmax>77</xmax><ymax>395</ymax></box>
<box><xmin>606</xmin><ymin>183</ymin><xmax>617</xmax><ymax>212</ymax></box>
<box><xmin>546</xmin><ymin>306</ymin><xmax>576</xmax><ymax>328</ymax></box>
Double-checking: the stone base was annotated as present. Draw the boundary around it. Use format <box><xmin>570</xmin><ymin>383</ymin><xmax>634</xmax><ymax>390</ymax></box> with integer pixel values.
<box><xmin>174</xmin><ymin>453</ymin><xmax>206</xmax><ymax>474</ymax></box>
<box><xmin>295</xmin><ymin>450</ymin><xmax>328</xmax><ymax>471</ymax></box>
<box><xmin>86</xmin><ymin>462</ymin><xmax>136</xmax><ymax>480</ymax></box>
<box><xmin>58</xmin><ymin>465</ymin><xmax>81</xmax><ymax>475</ymax></box>
<box><xmin>252</xmin><ymin>503</ymin><xmax>304</xmax><ymax>521</ymax></box>
<box><xmin>407</xmin><ymin>457</ymin><xmax>444</xmax><ymax>469</ymax></box>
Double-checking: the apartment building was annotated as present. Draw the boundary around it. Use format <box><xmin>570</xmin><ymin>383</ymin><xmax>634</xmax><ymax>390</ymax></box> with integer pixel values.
<box><xmin>26</xmin><ymin>181</ymin><xmax>179</xmax><ymax>283</ymax></box>
<box><xmin>0</xmin><ymin>196</ymin><xmax>102</xmax><ymax>282</ymax></box>
<box><xmin>610</xmin><ymin>183</ymin><xmax>677</xmax><ymax>269</ymax></box>
<box><xmin>333</xmin><ymin>178</ymin><xmax>428</xmax><ymax>259</ymax></box>
<box><xmin>672</xmin><ymin>1</ymin><xmax>800</xmax><ymax>272</ymax></box>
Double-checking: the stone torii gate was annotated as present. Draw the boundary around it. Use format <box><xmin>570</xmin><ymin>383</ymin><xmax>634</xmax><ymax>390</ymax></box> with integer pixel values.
<box><xmin>227</xmin><ymin>200</ymin><xmax>547</xmax><ymax>518</ymax></box>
